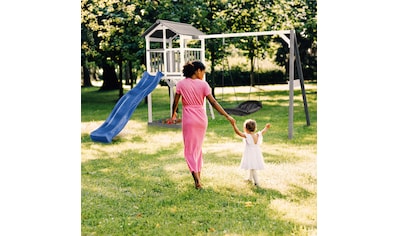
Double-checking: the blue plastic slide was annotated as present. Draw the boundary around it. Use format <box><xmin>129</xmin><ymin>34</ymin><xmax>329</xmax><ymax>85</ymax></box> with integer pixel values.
<box><xmin>90</xmin><ymin>71</ymin><xmax>164</xmax><ymax>143</ymax></box>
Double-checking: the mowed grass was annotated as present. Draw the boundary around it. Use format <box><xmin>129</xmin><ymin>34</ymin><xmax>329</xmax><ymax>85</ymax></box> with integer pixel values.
<box><xmin>81</xmin><ymin>80</ymin><xmax>317</xmax><ymax>235</ymax></box>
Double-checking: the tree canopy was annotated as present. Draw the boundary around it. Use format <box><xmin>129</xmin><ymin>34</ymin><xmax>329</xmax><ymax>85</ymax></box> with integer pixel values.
<box><xmin>81</xmin><ymin>0</ymin><xmax>317</xmax><ymax>91</ymax></box>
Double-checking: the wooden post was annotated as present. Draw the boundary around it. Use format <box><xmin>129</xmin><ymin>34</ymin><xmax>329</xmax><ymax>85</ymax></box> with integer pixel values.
<box><xmin>145</xmin><ymin>35</ymin><xmax>153</xmax><ymax>123</ymax></box>
<box><xmin>288</xmin><ymin>30</ymin><xmax>295</xmax><ymax>139</ymax></box>
<box><xmin>201</xmin><ymin>38</ymin><xmax>215</xmax><ymax>119</ymax></box>
<box><xmin>294</xmin><ymin>34</ymin><xmax>311</xmax><ymax>126</ymax></box>
<box><xmin>147</xmin><ymin>95</ymin><xmax>153</xmax><ymax>123</ymax></box>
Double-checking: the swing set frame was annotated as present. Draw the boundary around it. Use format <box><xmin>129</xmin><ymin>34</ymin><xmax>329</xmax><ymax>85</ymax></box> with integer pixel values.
<box><xmin>198</xmin><ymin>30</ymin><xmax>310</xmax><ymax>139</ymax></box>
<box><xmin>143</xmin><ymin>20</ymin><xmax>309</xmax><ymax>139</ymax></box>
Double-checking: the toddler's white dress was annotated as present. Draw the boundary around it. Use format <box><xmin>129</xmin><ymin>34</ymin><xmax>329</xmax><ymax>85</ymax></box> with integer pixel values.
<box><xmin>239</xmin><ymin>132</ymin><xmax>265</xmax><ymax>170</ymax></box>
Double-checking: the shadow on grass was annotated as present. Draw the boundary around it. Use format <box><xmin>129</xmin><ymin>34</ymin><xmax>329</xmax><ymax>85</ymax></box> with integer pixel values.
<box><xmin>82</xmin><ymin>145</ymin><xmax>315</xmax><ymax>235</ymax></box>
<box><xmin>81</xmin><ymin>134</ymin><xmax>92</xmax><ymax>144</ymax></box>
<box><xmin>287</xmin><ymin>184</ymin><xmax>316</xmax><ymax>203</ymax></box>
<box><xmin>81</xmin><ymin>128</ymin><xmax>157</xmax><ymax>145</ymax></box>
<box><xmin>265</xmin><ymin>152</ymin><xmax>303</xmax><ymax>164</ymax></box>
<box><xmin>252</xmin><ymin>186</ymin><xmax>286</xmax><ymax>200</ymax></box>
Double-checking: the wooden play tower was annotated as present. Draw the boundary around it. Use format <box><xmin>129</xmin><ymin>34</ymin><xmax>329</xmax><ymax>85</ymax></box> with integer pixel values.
<box><xmin>142</xmin><ymin>20</ymin><xmax>208</xmax><ymax>125</ymax></box>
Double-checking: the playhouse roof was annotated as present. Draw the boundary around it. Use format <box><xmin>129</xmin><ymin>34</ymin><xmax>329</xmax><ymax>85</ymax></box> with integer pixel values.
<box><xmin>142</xmin><ymin>20</ymin><xmax>205</xmax><ymax>39</ymax></box>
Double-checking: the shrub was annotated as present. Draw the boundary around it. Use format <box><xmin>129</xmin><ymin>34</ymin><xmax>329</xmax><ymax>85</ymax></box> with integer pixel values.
<box><xmin>207</xmin><ymin>68</ymin><xmax>286</xmax><ymax>87</ymax></box>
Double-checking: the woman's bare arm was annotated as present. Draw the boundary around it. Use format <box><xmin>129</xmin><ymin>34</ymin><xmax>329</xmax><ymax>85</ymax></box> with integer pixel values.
<box><xmin>232</xmin><ymin>121</ymin><xmax>246</xmax><ymax>138</ymax></box>
<box><xmin>206</xmin><ymin>94</ymin><xmax>233</xmax><ymax>119</ymax></box>
<box><xmin>171</xmin><ymin>93</ymin><xmax>181</xmax><ymax>119</ymax></box>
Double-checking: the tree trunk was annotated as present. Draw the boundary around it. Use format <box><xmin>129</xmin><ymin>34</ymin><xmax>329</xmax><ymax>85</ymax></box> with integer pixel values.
<box><xmin>124</xmin><ymin>62</ymin><xmax>129</xmax><ymax>86</ymax></box>
<box><xmin>131</xmin><ymin>71</ymin><xmax>137</xmax><ymax>89</ymax></box>
<box><xmin>100</xmin><ymin>62</ymin><xmax>119</xmax><ymax>91</ymax></box>
<box><xmin>250</xmin><ymin>55</ymin><xmax>255</xmax><ymax>87</ymax></box>
<box><xmin>118</xmin><ymin>60</ymin><xmax>123</xmax><ymax>99</ymax></box>
<box><xmin>81</xmin><ymin>65</ymin><xmax>92</xmax><ymax>87</ymax></box>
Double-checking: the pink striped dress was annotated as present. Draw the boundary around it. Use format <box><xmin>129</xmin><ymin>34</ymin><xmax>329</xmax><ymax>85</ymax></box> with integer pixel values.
<box><xmin>176</xmin><ymin>78</ymin><xmax>211</xmax><ymax>173</ymax></box>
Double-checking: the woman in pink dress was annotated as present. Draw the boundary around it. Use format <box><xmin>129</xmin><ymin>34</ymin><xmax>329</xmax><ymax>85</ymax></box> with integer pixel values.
<box><xmin>171</xmin><ymin>61</ymin><xmax>235</xmax><ymax>189</ymax></box>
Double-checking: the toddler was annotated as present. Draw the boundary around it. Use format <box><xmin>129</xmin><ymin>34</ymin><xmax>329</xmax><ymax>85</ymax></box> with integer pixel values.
<box><xmin>230</xmin><ymin>119</ymin><xmax>270</xmax><ymax>186</ymax></box>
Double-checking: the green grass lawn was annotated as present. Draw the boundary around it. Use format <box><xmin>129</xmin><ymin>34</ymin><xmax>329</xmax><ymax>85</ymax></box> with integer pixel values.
<box><xmin>81</xmin><ymin>81</ymin><xmax>317</xmax><ymax>235</ymax></box>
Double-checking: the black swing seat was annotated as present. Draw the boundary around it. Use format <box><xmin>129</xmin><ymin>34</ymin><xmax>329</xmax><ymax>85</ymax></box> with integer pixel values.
<box><xmin>224</xmin><ymin>100</ymin><xmax>263</xmax><ymax>116</ymax></box>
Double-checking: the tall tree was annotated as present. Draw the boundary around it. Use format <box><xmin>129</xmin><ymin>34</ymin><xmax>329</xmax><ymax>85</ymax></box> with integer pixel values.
<box><xmin>224</xmin><ymin>0</ymin><xmax>273</xmax><ymax>86</ymax></box>
<box><xmin>192</xmin><ymin>0</ymin><xmax>230</xmax><ymax>97</ymax></box>
<box><xmin>270</xmin><ymin>0</ymin><xmax>317</xmax><ymax>80</ymax></box>
<box><xmin>81</xmin><ymin>0</ymin><xmax>317</xmax><ymax>96</ymax></box>
<box><xmin>81</xmin><ymin>0</ymin><xmax>148</xmax><ymax>95</ymax></box>
<box><xmin>81</xmin><ymin>24</ymin><xmax>93</xmax><ymax>87</ymax></box>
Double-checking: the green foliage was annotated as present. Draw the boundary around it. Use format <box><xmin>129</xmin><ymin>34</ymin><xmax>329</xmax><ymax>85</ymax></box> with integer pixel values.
<box><xmin>81</xmin><ymin>0</ymin><xmax>316</xmax><ymax>103</ymax></box>
<box><xmin>81</xmin><ymin>0</ymin><xmax>317</xmax><ymax>84</ymax></box>
<box><xmin>270</xmin><ymin>0</ymin><xmax>317</xmax><ymax>80</ymax></box>
<box><xmin>81</xmin><ymin>0</ymin><xmax>147</xmax><ymax>66</ymax></box>
<box><xmin>209</xmin><ymin>69</ymin><xmax>286</xmax><ymax>87</ymax></box>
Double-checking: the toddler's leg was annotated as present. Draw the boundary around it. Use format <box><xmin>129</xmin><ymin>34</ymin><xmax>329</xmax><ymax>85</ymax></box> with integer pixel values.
<box><xmin>247</xmin><ymin>170</ymin><xmax>254</xmax><ymax>182</ymax></box>
<box><xmin>252</xmin><ymin>170</ymin><xmax>259</xmax><ymax>186</ymax></box>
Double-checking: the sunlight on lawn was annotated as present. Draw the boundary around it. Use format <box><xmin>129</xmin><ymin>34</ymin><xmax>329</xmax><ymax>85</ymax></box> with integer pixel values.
<box><xmin>81</xmin><ymin>114</ymin><xmax>316</xmax><ymax>231</ymax></box>
<box><xmin>166</xmin><ymin>129</ymin><xmax>316</xmax><ymax>230</ymax></box>
<box><xmin>199</xmin><ymin>139</ymin><xmax>317</xmax><ymax>228</ymax></box>
<box><xmin>81</xmin><ymin>121</ymin><xmax>183</xmax><ymax>162</ymax></box>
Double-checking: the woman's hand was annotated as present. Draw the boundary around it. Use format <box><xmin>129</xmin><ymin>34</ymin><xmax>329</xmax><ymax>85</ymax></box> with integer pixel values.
<box><xmin>165</xmin><ymin>113</ymin><xmax>178</xmax><ymax>124</ymax></box>
<box><xmin>226</xmin><ymin>115</ymin><xmax>235</xmax><ymax>125</ymax></box>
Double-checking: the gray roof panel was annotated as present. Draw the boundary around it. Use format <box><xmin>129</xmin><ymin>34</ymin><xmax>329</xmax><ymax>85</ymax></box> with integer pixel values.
<box><xmin>142</xmin><ymin>20</ymin><xmax>205</xmax><ymax>38</ymax></box>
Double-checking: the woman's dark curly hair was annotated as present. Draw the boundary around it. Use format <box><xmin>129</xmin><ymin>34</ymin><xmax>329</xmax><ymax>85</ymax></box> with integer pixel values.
<box><xmin>182</xmin><ymin>61</ymin><xmax>206</xmax><ymax>77</ymax></box>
